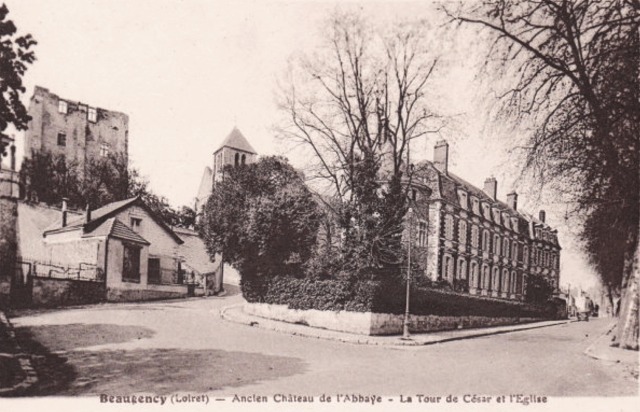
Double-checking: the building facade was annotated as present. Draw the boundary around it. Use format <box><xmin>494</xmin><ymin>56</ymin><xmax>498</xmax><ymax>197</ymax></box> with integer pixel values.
<box><xmin>23</xmin><ymin>86</ymin><xmax>129</xmax><ymax>173</ymax></box>
<box><xmin>413</xmin><ymin>141</ymin><xmax>561</xmax><ymax>301</ymax></box>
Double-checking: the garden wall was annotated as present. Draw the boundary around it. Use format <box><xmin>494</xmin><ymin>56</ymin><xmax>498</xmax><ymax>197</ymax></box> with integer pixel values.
<box><xmin>31</xmin><ymin>277</ymin><xmax>106</xmax><ymax>308</ymax></box>
<box><xmin>243</xmin><ymin>302</ymin><xmax>541</xmax><ymax>335</ymax></box>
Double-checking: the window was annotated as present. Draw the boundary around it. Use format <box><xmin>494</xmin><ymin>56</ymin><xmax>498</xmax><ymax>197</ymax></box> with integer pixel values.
<box><xmin>511</xmin><ymin>217</ymin><xmax>519</xmax><ymax>232</ymax></box>
<box><xmin>492</xmin><ymin>266</ymin><xmax>500</xmax><ymax>291</ymax></box>
<box><xmin>122</xmin><ymin>244</ymin><xmax>141</xmax><ymax>282</ymax></box>
<box><xmin>100</xmin><ymin>143</ymin><xmax>110</xmax><ymax>157</ymax></box>
<box><xmin>177</xmin><ymin>261</ymin><xmax>184</xmax><ymax>284</ymax></box>
<box><xmin>482</xmin><ymin>203</ymin><xmax>491</xmax><ymax>219</ymax></box>
<box><xmin>512</xmin><ymin>242</ymin><xmax>518</xmax><ymax>261</ymax></box>
<box><xmin>470</xmin><ymin>261</ymin><xmax>479</xmax><ymax>288</ymax></box>
<box><xmin>58</xmin><ymin>100</ymin><xmax>68</xmax><ymax>114</ymax></box>
<box><xmin>493</xmin><ymin>234</ymin><xmax>501</xmax><ymax>255</ymax></box>
<box><xmin>457</xmin><ymin>258</ymin><xmax>467</xmax><ymax>280</ymax></box>
<box><xmin>457</xmin><ymin>190</ymin><xmax>468</xmax><ymax>210</ymax></box>
<box><xmin>88</xmin><ymin>107</ymin><xmax>97</xmax><ymax>122</ymax></box>
<box><xmin>482</xmin><ymin>229</ymin><xmax>490</xmax><ymax>251</ymax></box>
<box><xmin>524</xmin><ymin>246</ymin><xmax>529</xmax><ymax>264</ymax></box>
<box><xmin>234</xmin><ymin>153</ymin><xmax>239</xmax><ymax>167</ymax></box>
<box><xmin>57</xmin><ymin>133</ymin><xmax>66</xmax><ymax>146</ymax></box>
<box><xmin>471</xmin><ymin>225</ymin><xmax>479</xmax><ymax>249</ymax></box>
<box><xmin>471</xmin><ymin>197</ymin><xmax>480</xmax><ymax>215</ymax></box>
<box><xmin>241</xmin><ymin>154</ymin><xmax>246</xmax><ymax>165</ymax></box>
<box><xmin>148</xmin><ymin>258</ymin><xmax>161</xmax><ymax>284</ymax></box>
<box><xmin>503</xmin><ymin>238</ymin><xmax>510</xmax><ymax>258</ymax></box>
<box><xmin>458</xmin><ymin>220</ymin><xmax>467</xmax><ymax>245</ymax></box>
<box><xmin>130</xmin><ymin>217</ymin><xmax>142</xmax><ymax>233</ymax></box>
<box><xmin>444</xmin><ymin>214</ymin><xmax>454</xmax><ymax>240</ymax></box>
<box><xmin>417</xmin><ymin>221</ymin><xmax>427</xmax><ymax>247</ymax></box>
<box><xmin>502</xmin><ymin>268</ymin><xmax>509</xmax><ymax>292</ymax></box>
<box><xmin>443</xmin><ymin>255</ymin><xmax>454</xmax><ymax>282</ymax></box>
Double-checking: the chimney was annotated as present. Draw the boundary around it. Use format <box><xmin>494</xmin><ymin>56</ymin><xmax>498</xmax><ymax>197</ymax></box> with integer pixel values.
<box><xmin>61</xmin><ymin>198</ymin><xmax>68</xmax><ymax>227</ymax></box>
<box><xmin>539</xmin><ymin>210</ymin><xmax>546</xmax><ymax>223</ymax></box>
<box><xmin>85</xmin><ymin>204</ymin><xmax>92</xmax><ymax>224</ymax></box>
<box><xmin>433</xmin><ymin>140</ymin><xmax>449</xmax><ymax>174</ymax></box>
<box><xmin>483</xmin><ymin>177</ymin><xmax>497</xmax><ymax>200</ymax></box>
<box><xmin>507</xmin><ymin>191</ymin><xmax>518</xmax><ymax>211</ymax></box>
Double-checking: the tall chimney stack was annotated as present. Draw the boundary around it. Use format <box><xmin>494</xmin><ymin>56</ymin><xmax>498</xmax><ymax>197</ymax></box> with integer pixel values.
<box><xmin>507</xmin><ymin>191</ymin><xmax>518</xmax><ymax>211</ymax></box>
<box><xmin>85</xmin><ymin>203</ymin><xmax>92</xmax><ymax>224</ymax></box>
<box><xmin>483</xmin><ymin>177</ymin><xmax>497</xmax><ymax>200</ymax></box>
<box><xmin>433</xmin><ymin>140</ymin><xmax>449</xmax><ymax>175</ymax></box>
<box><xmin>61</xmin><ymin>198</ymin><xmax>68</xmax><ymax>227</ymax></box>
<box><xmin>539</xmin><ymin>210</ymin><xmax>546</xmax><ymax>223</ymax></box>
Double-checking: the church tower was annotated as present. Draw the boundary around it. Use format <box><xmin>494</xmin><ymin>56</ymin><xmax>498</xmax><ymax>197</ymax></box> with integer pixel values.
<box><xmin>211</xmin><ymin>127</ymin><xmax>258</xmax><ymax>183</ymax></box>
<box><xmin>194</xmin><ymin>127</ymin><xmax>258</xmax><ymax>214</ymax></box>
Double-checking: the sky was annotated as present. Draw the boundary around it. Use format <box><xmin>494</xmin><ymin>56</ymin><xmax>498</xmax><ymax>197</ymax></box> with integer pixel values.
<box><xmin>4</xmin><ymin>0</ymin><xmax>600</xmax><ymax>290</ymax></box>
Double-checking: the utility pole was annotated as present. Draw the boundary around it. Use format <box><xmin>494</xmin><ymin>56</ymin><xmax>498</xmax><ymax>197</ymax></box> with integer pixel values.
<box><xmin>402</xmin><ymin>207</ymin><xmax>413</xmax><ymax>340</ymax></box>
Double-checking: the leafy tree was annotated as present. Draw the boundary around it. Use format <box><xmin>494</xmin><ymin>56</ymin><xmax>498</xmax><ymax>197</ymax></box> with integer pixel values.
<box><xmin>199</xmin><ymin>156</ymin><xmax>321</xmax><ymax>279</ymax></box>
<box><xmin>525</xmin><ymin>273</ymin><xmax>555</xmax><ymax>305</ymax></box>
<box><xmin>0</xmin><ymin>4</ymin><xmax>36</xmax><ymax>145</ymax></box>
<box><xmin>447</xmin><ymin>0</ymin><xmax>639</xmax><ymax>350</ymax></box>
<box><xmin>278</xmin><ymin>12</ymin><xmax>444</xmax><ymax>277</ymax></box>
<box><xmin>20</xmin><ymin>148</ymin><xmax>196</xmax><ymax>228</ymax></box>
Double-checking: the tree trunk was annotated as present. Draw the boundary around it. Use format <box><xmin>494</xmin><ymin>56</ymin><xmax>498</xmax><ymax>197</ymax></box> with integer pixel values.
<box><xmin>614</xmin><ymin>231</ymin><xmax>639</xmax><ymax>350</ymax></box>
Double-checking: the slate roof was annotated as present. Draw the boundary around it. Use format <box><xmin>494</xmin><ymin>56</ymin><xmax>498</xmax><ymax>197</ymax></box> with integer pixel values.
<box><xmin>44</xmin><ymin>196</ymin><xmax>183</xmax><ymax>244</ymax></box>
<box><xmin>82</xmin><ymin>218</ymin><xmax>150</xmax><ymax>245</ymax></box>
<box><xmin>215</xmin><ymin>127</ymin><xmax>257</xmax><ymax>154</ymax></box>
<box><xmin>174</xmin><ymin>227</ymin><xmax>217</xmax><ymax>274</ymax></box>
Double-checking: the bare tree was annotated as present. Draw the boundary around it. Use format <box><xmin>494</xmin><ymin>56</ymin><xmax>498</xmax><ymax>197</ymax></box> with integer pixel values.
<box><xmin>445</xmin><ymin>0</ymin><xmax>639</xmax><ymax>349</ymax></box>
<box><xmin>277</xmin><ymin>12</ymin><xmax>443</xmax><ymax>276</ymax></box>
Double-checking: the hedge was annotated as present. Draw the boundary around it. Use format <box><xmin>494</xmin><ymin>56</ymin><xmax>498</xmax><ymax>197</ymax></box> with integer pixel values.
<box><xmin>241</xmin><ymin>276</ymin><xmax>554</xmax><ymax>318</ymax></box>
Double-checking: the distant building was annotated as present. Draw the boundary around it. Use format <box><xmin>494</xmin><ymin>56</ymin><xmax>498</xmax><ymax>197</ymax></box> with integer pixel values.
<box><xmin>195</xmin><ymin>127</ymin><xmax>258</xmax><ymax>214</ymax></box>
<box><xmin>413</xmin><ymin>140</ymin><xmax>561</xmax><ymax>301</ymax></box>
<box><xmin>23</xmin><ymin>86</ymin><xmax>129</xmax><ymax>173</ymax></box>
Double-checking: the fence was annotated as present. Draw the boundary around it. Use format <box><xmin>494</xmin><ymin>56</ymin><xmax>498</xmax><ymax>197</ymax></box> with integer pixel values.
<box><xmin>15</xmin><ymin>259</ymin><xmax>104</xmax><ymax>282</ymax></box>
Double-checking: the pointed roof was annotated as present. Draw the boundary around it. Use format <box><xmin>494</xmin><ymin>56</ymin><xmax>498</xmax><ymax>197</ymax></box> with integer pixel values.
<box><xmin>44</xmin><ymin>196</ymin><xmax>183</xmax><ymax>244</ymax></box>
<box><xmin>83</xmin><ymin>217</ymin><xmax>150</xmax><ymax>245</ymax></box>
<box><xmin>215</xmin><ymin>127</ymin><xmax>257</xmax><ymax>154</ymax></box>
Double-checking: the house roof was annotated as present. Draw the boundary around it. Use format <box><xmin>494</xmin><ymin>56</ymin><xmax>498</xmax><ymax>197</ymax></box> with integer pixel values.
<box><xmin>83</xmin><ymin>218</ymin><xmax>150</xmax><ymax>245</ymax></box>
<box><xmin>215</xmin><ymin>127</ymin><xmax>257</xmax><ymax>154</ymax></box>
<box><xmin>174</xmin><ymin>226</ymin><xmax>218</xmax><ymax>274</ymax></box>
<box><xmin>43</xmin><ymin>196</ymin><xmax>183</xmax><ymax>244</ymax></box>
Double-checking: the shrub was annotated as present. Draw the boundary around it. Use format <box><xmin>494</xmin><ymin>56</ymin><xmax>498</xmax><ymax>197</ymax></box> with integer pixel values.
<box><xmin>241</xmin><ymin>276</ymin><xmax>551</xmax><ymax>318</ymax></box>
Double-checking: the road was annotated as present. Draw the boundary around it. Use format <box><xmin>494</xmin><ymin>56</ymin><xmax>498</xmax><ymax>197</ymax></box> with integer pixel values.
<box><xmin>8</xmin><ymin>294</ymin><xmax>638</xmax><ymax>398</ymax></box>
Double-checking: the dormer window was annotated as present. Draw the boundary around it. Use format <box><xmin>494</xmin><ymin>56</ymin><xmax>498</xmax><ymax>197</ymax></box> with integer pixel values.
<box><xmin>130</xmin><ymin>217</ymin><xmax>142</xmax><ymax>233</ymax></box>
<box><xmin>492</xmin><ymin>208</ymin><xmax>501</xmax><ymax>223</ymax></box>
<box><xmin>471</xmin><ymin>197</ymin><xmax>480</xmax><ymax>215</ymax></box>
<box><xmin>58</xmin><ymin>100</ymin><xmax>68</xmax><ymax>114</ymax></box>
<box><xmin>482</xmin><ymin>203</ymin><xmax>491</xmax><ymax>219</ymax></box>
<box><xmin>511</xmin><ymin>217</ymin><xmax>519</xmax><ymax>232</ymax></box>
<box><xmin>88</xmin><ymin>107</ymin><xmax>97</xmax><ymax>122</ymax></box>
<box><xmin>503</xmin><ymin>213</ymin><xmax>510</xmax><ymax>229</ymax></box>
<box><xmin>457</xmin><ymin>189</ymin><xmax>468</xmax><ymax>210</ymax></box>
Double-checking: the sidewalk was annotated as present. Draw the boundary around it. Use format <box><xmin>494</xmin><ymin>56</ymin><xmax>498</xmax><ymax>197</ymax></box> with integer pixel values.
<box><xmin>220</xmin><ymin>303</ymin><xmax>572</xmax><ymax>346</ymax></box>
<box><xmin>0</xmin><ymin>311</ymin><xmax>38</xmax><ymax>396</ymax></box>
<box><xmin>584</xmin><ymin>320</ymin><xmax>640</xmax><ymax>365</ymax></box>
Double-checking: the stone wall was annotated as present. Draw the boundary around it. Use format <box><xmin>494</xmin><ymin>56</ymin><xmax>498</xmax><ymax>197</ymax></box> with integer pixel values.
<box><xmin>0</xmin><ymin>192</ymin><xmax>18</xmax><ymax>309</ymax></box>
<box><xmin>244</xmin><ymin>302</ymin><xmax>542</xmax><ymax>336</ymax></box>
<box><xmin>106</xmin><ymin>285</ymin><xmax>188</xmax><ymax>302</ymax></box>
<box><xmin>31</xmin><ymin>277</ymin><xmax>106</xmax><ymax>308</ymax></box>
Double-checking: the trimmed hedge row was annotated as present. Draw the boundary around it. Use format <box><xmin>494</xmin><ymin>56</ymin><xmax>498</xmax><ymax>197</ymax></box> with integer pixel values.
<box><xmin>241</xmin><ymin>276</ymin><xmax>553</xmax><ymax>319</ymax></box>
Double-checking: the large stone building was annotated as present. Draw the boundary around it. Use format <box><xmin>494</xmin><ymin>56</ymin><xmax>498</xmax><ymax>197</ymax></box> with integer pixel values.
<box><xmin>23</xmin><ymin>86</ymin><xmax>129</xmax><ymax>173</ymax></box>
<box><xmin>413</xmin><ymin>140</ymin><xmax>561</xmax><ymax>301</ymax></box>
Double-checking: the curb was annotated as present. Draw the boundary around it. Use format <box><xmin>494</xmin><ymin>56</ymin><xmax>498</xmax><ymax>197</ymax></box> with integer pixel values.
<box><xmin>0</xmin><ymin>311</ymin><xmax>38</xmax><ymax>397</ymax></box>
<box><xmin>220</xmin><ymin>304</ymin><xmax>572</xmax><ymax>347</ymax></box>
<box><xmin>582</xmin><ymin>321</ymin><xmax>633</xmax><ymax>363</ymax></box>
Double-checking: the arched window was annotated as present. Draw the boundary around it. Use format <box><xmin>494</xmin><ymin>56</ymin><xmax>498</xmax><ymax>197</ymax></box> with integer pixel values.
<box><xmin>512</xmin><ymin>242</ymin><xmax>518</xmax><ymax>261</ymax></box>
<box><xmin>492</xmin><ymin>266</ymin><xmax>500</xmax><ymax>291</ymax></box>
<box><xmin>482</xmin><ymin>230</ymin><xmax>490</xmax><ymax>251</ymax></box>
<box><xmin>482</xmin><ymin>264</ymin><xmax>490</xmax><ymax>290</ymax></box>
<box><xmin>470</xmin><ymin>261</ymin><xmax>479</xmax><ymax>289</ymax></box>
<box><xmin>442</xmin><ymin>254</ymin><xmax>454</xmax><ymax>282</ymax></box>
<box><xmin>234</xmin><ymin>153</ymin><xmax>239</xmax><ymax>167</ymax></box>
<box><xmin>241</xmin><ymin>154</ymin><xmax>246</xmax><ymax>165</ymax></box>
<box><xmin>493</xmin><ymin>234</ymin><xmax>501</xmax><ymax>255</ymax></box>
<box><xmin>523</xmin><ymin>245</ymin><xmax>529</xmax><ymax>264</ymax></box>
<box><xmin>458</xmin><ymin>220</ymin><xmax>467</xmax><ymax>245</ymax></box>
<box><xmin>502</xmin><ymin>268</ymin><xmax>509</xmax><ymax>293</ymax></box>
<box><xmin>503</xmin><ymin>238</ymin><xmax>510</xmax><ymax>258</ymax></box>
<box><xmin>510</xmin><ymin>271</ymin><xmax>517</xmax><ymax>294</ymax></box>
<box><xmin>444</xmin><ymin>215</ymin><xmax>454</xmax><ymax>239</ymax></box>
<box><xmin>457</xmin><ymin>258</ymin><xmax>467</xmax><ymax>280</ymax></box>
<box><xmin>471</xmin><ymin>225</ymin><xmax>479</xmax><ymax>249</ymax></box>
